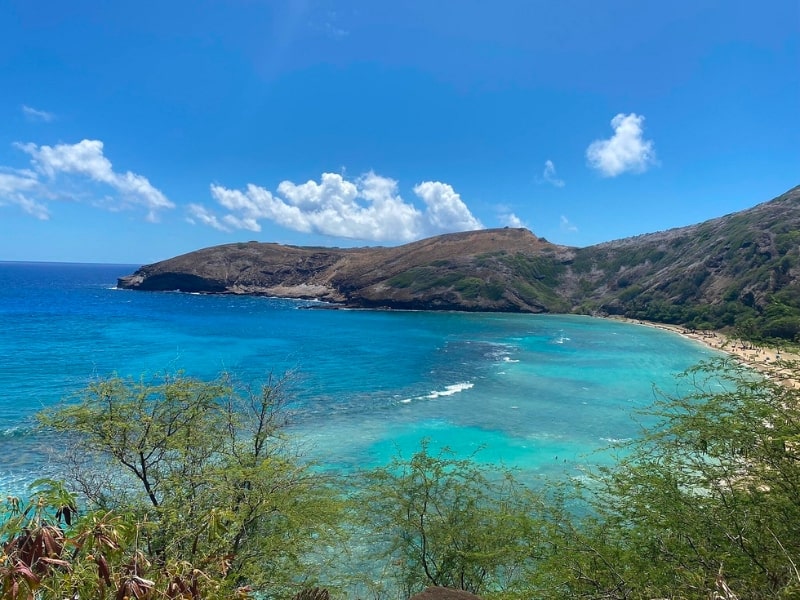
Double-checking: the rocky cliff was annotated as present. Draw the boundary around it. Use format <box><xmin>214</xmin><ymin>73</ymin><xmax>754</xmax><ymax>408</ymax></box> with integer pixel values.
<box><xmin>118</xmin><ymin>227</ymin><xmax>574</xmax><ymax>312</ymax></box>
<box><xmin>119</xmin><ymin>186</ymin><xmax>800</xmax><ymax>339</ymax></box>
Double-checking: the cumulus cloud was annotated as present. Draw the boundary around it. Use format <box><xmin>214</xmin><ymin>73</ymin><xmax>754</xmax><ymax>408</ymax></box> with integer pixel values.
<box><xmin>560</xmin><ymin>215</ymin><xmax>578</xmax><ymax>233</ymax></box>
<box><xmin>539</xmin><ymin>160</ymin><xmax>565</xmax><ymax>187</ymax></box>
<box><xmin>586</xmin><ymin>113</ymin><xmax>656</xmax><ymax>177</ymax></box>
<box><xmin>10</xmin><ymin>139</ymin><xmax>173</xmax><ymax>220</ymax></box>
<box><xmin>21</xmin><ymin>105</ymin><xmax>55</xmax><ymax>122</ymax></box>
<box><xmin>193</xmin><ymin>172</ymin><xmax>483</xmax><ymax>242</ymax></box>
<box><xmin>499</xmin><ymin>212</ymin><xmax>525</xmax><ymax>228</ymax></box>
<box><xmin>412</xmin><ymin>181</ymin><xmax>483</xmax><ymax>233</ymax></box>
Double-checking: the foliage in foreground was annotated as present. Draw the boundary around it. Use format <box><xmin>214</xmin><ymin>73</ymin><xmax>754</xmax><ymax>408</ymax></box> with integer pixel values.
<box><xmin>531</xmin><ymin>359</ymin><xmax>800</xmax><ymax>599</ymax></box>
<box><xmin>356</xmin><ymin>440</ymin><xmax>546</xmax><ymax>598</ymax></box>
<box><xmin>25</xmin><ymin>373</ymin><xmax>343</xmax><ymax>599</ymax></box>
<box><xmin>3</xmin><ymin>360</ymin><xmax>800</xmax><ymax>598</ymax></box>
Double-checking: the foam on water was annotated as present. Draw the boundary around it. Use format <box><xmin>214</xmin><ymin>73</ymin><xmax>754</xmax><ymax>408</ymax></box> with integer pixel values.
<box><xmin>0</xmin><ymin>262</ymin><xmax>724</xmax><ymax>493</ymax></box>
<box><xmin>401</xmin><ymin>381</ymin><xmax>475</xmax><ymax>401</ymax></box>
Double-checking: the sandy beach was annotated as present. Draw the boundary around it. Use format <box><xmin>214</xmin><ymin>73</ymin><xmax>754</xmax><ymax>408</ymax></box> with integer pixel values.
<box><xmin>614</xmin><ymin>318</ymin><xmax>800</xmax><ymax>388</ymax></box>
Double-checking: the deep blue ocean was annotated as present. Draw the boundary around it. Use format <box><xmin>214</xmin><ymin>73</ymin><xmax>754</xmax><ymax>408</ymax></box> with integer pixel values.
<box><xmin>0</xmin><ymin>261</ymin><xmax>720</xmax><ymax>494</ymax></box>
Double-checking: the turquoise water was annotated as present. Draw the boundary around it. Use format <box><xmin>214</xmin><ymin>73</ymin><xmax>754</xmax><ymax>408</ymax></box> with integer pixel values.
<box><xmin>0</xmin><ymin>261</ymin><xmax>720</xmax><ymax>492</ymax></box>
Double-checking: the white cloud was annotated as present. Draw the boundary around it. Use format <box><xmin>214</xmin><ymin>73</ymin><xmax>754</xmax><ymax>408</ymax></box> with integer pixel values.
<box><xmin>500</xmin><ymin>212</ymin><xmax>526</xmax><ymax>228</ymax></box>
<box><xmin>0</xmin><ymin>170</ymin><xmax>50</xmax><ymax>219</ymax></box>
<box><xmin>187</xmin><ymin>203</ymin><xmax>229</xmax><ymax>231</ymax></box>
<box><xmin>16</xmin><ymin>139</ymin><xmax>173</xmax><ymax>220</ymax></box>
<box><xmin>310</xmin><ymin>10</ymin><xmax>350</xmax><ymax>39</ymax></box>
<box><xmin>412</xmin><ymin>181</ymin><xmax>483</xmax><ymax>233</ymax></box>
<box><xmin>586</xmin><ymin>113</ymin><xmax>656</xmax><ymax>177</ymax></box>
<box><xmin>195</xmin><ymin>172</ymin><xmax>484</xmax><ymax>242</ymax></box>
<box><xmin>560</xmin><ymin>215</ymin><xmax>578</xmax><ymax>232</ymax></box>
<box><xmin>21</xmin><ymin>105</ymin><xmax>55</xmax><ymax>122</ymax></box>
<box><xmin>324</xmin><ymin>21</ymin><xmax>349</xmax><ymax>39</ymax></box>
<box><xmin>539</xmin><ymin>160</ymin><xmax>565</xmax><ymax>187</ymax></box>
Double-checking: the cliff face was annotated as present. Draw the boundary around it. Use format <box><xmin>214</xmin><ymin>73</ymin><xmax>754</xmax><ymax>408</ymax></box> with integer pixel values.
<box><xmin>118</xmin><ymin>186</ymin><xmax>800</xmax><ymax>338</ymax></box>
<box><xmin>118</xmin><ymin>228</ymin><xmax>575</xmax><ymax>312</ymax></box>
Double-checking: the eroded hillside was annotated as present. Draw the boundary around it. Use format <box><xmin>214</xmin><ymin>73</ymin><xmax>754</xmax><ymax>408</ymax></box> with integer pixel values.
<box><xmin>119</xmin><ymin>186</ymin><xmax>800</xmax><ymax>340</ymax></box>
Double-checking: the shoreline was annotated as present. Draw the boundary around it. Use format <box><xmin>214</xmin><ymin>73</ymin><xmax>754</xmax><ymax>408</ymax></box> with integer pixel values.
<box><xmin>612</xmin><ymin>317</ymin><xmax>799</xmax><ymax>387</ymax></box>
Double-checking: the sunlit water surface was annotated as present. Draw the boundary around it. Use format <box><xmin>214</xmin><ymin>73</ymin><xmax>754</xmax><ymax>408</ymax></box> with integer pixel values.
<box><xmin>0</xmin><ymin>262</ymin><xmax>721</xmax><ymax>494</ymax></box>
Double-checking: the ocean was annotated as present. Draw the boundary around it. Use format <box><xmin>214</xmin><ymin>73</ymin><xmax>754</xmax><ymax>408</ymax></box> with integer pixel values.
<box><xmin>0</xmin><ymin>261</ymin><xmax>720</xmax><ymax>494</ymax></box>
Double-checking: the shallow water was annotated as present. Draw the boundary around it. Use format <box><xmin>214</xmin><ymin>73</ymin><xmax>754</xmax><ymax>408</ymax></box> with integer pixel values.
<box><xmin>0</xmin><ymin>261</ymin><xmax>720</xmax><ymax>492</ymax></box>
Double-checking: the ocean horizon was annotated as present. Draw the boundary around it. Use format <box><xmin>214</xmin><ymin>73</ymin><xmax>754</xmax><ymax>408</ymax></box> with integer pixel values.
<box><xmin>0</xmin><ymin>261</ymin><xmax>721</xmax><ymax>494</ymax></box>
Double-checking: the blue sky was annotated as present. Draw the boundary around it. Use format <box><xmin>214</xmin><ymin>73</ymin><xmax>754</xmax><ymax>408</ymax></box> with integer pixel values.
<box><xmin>1</xmin><ymin>0</ymin><xmax>797</xmax><ymax>264</ymax></box>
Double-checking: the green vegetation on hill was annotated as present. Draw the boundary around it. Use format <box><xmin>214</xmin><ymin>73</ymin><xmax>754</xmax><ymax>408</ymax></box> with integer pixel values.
<box><xmin>118</xmin><ymin>186</ymin><xmax>800</xmax><ymax>342</ymax></box>
<box><xmin>564</xmin><ymin>186</ymin><xmax>800</xmax><ymax>342</ymax></box>
<box><xmin>6</xmin><ymin>360</ymin><xmax>799</xmax><ymax>599</ymax></box>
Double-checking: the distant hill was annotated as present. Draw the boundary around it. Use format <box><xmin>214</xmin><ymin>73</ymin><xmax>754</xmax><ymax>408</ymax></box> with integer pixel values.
<box><xmin>119</xmin><ymin>186</ymin><xmax>800</xmax><ymax>341</ymax></box>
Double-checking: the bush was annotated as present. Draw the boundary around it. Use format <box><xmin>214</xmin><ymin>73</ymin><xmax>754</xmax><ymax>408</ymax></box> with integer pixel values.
<box><xmin>35</xmin><ymin>373</ymin><xmax>343</xmax><ymax>598</ymax></box>
<box><xmin>356</xmin><ymin>441</ymin><xmax>543</xmax><ymax>598</ymax></box>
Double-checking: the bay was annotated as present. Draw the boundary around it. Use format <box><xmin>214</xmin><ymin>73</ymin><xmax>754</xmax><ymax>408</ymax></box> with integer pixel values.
<box><xmin>0</xmin><ymin>261</ymin><xmax>720</xmax><ymax>493</ymax></box>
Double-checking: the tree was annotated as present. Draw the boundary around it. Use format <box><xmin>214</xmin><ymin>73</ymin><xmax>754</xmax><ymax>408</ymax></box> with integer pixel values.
<box><xmin>357</xmin><ymin>441</ymin><xmax>544</xmax><ymax>598</ymax></box>
<box><xmin>37</xmin><ymin>372</ymin><xmax>343</xmax><ymax>598</ymax></box>
<box><xmin>533</xmin><ymin>358</ymin><xmax>800</xmax><ymax>599</ymax></box>
<box><xmin>27</xmin><ymin>360</ymin><xmax>800</xmax><ymax>599</ymax></box>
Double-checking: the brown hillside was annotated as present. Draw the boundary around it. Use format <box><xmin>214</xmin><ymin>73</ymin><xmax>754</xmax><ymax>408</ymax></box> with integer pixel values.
<box><xmin>119</xmin><ymin>186</ymin><xmax>800</xmax><ymax>339</ymax></box>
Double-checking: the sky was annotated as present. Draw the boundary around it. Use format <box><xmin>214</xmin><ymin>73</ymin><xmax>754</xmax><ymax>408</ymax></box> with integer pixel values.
<box><xmin>1</xmin><ymin>0</ymin><xmax>798</xmax><ymax>264</ymax></box>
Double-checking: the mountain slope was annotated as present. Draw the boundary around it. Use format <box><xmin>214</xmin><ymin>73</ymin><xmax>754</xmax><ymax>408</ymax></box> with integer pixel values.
<box><xmin>565</xmin><ymin>185</ymin><xmax>800</xmax><ymax>338</ymax></box>
<box><xmin>119</xmin><ymin>186</ymin><xmax>800</xmax><ymax>340</ymax></box>
<box><xmin>118</xmin><ymin>228</ymin><xmax>576</xmax><ymax>312</ymax></box>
